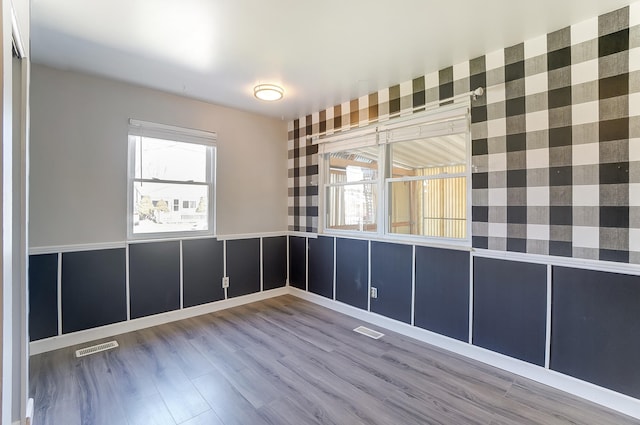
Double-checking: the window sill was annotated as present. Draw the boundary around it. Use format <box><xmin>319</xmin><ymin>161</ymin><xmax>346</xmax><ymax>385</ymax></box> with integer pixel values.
<box><xmin>127</xmin><ymin>231</ymin><xmax>216</xmax><ymax>244</ymax></box>
<box><xmin>319</xmin><ymin>229</ymin><xmax>472</xmax><ymax>251</ymax></box>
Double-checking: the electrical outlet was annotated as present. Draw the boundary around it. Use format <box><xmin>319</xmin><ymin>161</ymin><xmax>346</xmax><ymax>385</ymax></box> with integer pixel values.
<box><xmin>370</xmin><ymin>287</ymin><xmax>378</xmax><ymax>299</ymax></box>
<box><xmin>222</xmin><ymin>276</ymin><xmax>229</xmax><ymax>288</ymax></box>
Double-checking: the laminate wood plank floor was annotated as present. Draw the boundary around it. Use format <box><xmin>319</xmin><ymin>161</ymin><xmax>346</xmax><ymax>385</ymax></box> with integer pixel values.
<box><xmin>30</xmin><ymin>295</ymin><xmax>640</xmax><ymax>425</ymax></box>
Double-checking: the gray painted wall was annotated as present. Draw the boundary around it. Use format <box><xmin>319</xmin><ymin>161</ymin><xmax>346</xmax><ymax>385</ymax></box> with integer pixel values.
<box><xmin>29</xmin><ymin>65</ymin><xmax>288</xmax><ymax>247</ymax></box>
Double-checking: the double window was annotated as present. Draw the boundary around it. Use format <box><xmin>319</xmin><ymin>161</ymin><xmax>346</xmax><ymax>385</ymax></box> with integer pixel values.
<box><xmin>321</xmin><ymin>104</ymin><xmax>470</xmax><ymax>243</ymax></box>
<box><xmin>128</xmin><ymin>120</ymin><xmax>216</xmax><ymax>239</ymax></box>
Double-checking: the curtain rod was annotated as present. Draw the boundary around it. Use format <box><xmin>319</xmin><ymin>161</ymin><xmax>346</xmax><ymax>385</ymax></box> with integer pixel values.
<box><xmin>304</xmin><ymin>87</ymin><xmax>484</xmax><ymax>140</ymax></box>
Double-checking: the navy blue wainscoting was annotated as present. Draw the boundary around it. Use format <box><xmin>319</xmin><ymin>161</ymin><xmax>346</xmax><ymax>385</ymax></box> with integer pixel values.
<box><xmin>551</xmin><ymin>267</ymin><xmax>640</xmax><ymax>399</ymax></box>
<box><xmin>473</xmin><ymin>257</ymin><xmax>547</xmax><ymax>366</ymax></box>
<box><xmin>226</xmin><ymin>238</ymin><xmax>261</xmax><ymax>298</ymax></box>
<box><xmin>29</xmin><ymin>253</ymin><xmax>59</xmax><ymax>341</ymax></box>
<box><xmin>61</xmin><ymin>249</ymin><xmax>127</xmax><ymax>333</ymax></box>
<box><xmin>308</xmin><ymin>236</ymin><xmax>334</xmax><ymax>299</ymax></box>
<box><xmin>182</xmin><ymin>238</ymin><xmax>224</xmax><ymax>307</ymax></box>
<box><xmin>335</xmin><ymin>238</ymin><xmax>369</xmax><ymax>310</ymax></box>
<box><xmin>263</xmin><ymin>236</ymin><xmax>287</xmax><ymax>290</ymax></box>
<box><xmin>414</xmin><ymin>247</ymin><xmax>470</xmax><ymax>342</ymax></box>
<box><xmin>289</xmin><ymin>236</ymin><xmax>306</xmax><ymax>289</ymax></box>
<box><xmin>370</xmin><ymin>242</ymin><xmax>413</xmax><ymax>324</ymax></box>
<box><xmin>129</xmin><ymin>241</ymin><xmax>181</xmax><ymax>319</ymax></box>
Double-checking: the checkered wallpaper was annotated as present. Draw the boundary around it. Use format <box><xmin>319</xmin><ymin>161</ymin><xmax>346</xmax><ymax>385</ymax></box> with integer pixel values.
<box><xmin>288</xmin><ymin>4</ymin><xmax>640</xmax><ymax>264</ymax></box>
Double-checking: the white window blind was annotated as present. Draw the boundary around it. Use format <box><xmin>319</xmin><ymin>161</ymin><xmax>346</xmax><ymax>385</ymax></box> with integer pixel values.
<box><xmin>127</xmin><ymin>119</ymin><xmax>216</xmax><ymax>239</ymax></box>
<box><xmin>319</xmin><ymin>101</ymin><xmax>471</xmax><ymax>243</ymax></box>
<box><xmin>317</xmin><ymin>127</ymin><xmax>378</xmax><ymax>154</ymax></box>
<box><xmin>378</xmin><ymin>104</ymin><xmax>469</xmax><ymax>145</ymax></box>
<box><xmin>128</xmin><ymin>119</ymin><xmax>217</xmax><ymax>146</ymax></box>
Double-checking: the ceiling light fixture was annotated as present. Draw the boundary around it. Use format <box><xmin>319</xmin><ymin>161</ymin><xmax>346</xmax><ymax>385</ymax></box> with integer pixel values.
<box><xmin>254</xmin><ymin>84</ymin><xmax>284</xmax><ymax>101</ymax></box>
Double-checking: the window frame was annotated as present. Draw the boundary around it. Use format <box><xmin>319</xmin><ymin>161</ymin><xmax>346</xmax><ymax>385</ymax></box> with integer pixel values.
<box><xmin>127</xmin><ymin>119</ymin><xmax>217</xmax><ymax>240</ymax></box>
<box><xmin>325</xmin><ymin>180</ymin><xmax>380</xmax><ymax>234</ymax></box>
<box><xmin>319</xmin><ymin>128</ymin><xmax>381</xmax><ymax>236</ymax></box>
<box><xmin>318</xmin><ymin>103</ymin><xmax>471</xmax><ymax>246</ymax></box>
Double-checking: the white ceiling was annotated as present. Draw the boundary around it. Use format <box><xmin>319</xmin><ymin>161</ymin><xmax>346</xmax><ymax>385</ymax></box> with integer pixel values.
<box><xmin>31</xmin><ymin>0</ymin><xmax>634</xmax><ymax>121</ymax></box>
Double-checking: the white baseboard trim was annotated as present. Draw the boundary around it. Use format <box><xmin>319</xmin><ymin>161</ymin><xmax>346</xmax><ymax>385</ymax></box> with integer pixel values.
<box><xmin>29</xmin><ymin>287</ymin><xmax>288</xmax><ymax>355</ymax></box>
<box><xmin>288</xmin><ymin>287</ymin><xmax>640</xmax><ymax>420</ymax></box>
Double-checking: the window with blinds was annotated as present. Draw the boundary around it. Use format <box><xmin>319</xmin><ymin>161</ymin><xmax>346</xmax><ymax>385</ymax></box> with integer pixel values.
<box><xmin>127</xmin><ymin>119</ymin><xmax>216</xmax><ymax>239</ymax></box>
<box><xmin>319</xmin><ymin>103</ymin><xmax>470</xmax><ymax>243</ymax></box>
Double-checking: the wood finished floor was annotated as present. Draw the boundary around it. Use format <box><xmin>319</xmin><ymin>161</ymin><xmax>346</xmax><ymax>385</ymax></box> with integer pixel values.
<box><xmin>30</xmin><ymin>295</ymin><xmax>639</xmax><ymax>425</ymax></box>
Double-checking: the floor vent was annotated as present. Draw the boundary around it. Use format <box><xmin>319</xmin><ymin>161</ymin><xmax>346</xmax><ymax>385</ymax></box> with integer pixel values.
<box><xmin>75</xmin><ymin>341</ymin><xmax>119</xmax><ymax>358</ymax></box>
<box><xmin>353</xmin><ymin>326</ymin><xmax>384</xmax><ymax>339</ymax></box>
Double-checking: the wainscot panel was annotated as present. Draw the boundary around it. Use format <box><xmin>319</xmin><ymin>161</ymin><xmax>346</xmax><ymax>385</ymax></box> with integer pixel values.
<box><xmin>551</xmin><ymin>266</ymin><xmax>640</xmax><ymax>399</ymax></box>
<box><xmin>335</xmin><ymin>238</ymin><xmax>369</xmax><ymax>310</ymax></box>
<box><xmin>227</xmin><ymin>238</ymin><xmax>261</xmax><ymax>298</ymax></box>
<box><xmin>289</xmin><ymin>236</ymin><xmax>307</xmax><ymax>289</ymax></box>
<box><xmin>182</xmin><ymin>238</ymin><xmax>225</xmax><ymax>307</ymax></box>
<box><xmin>473</xmin><ymin>257</ymin><xmax>547</xmax><ymax>366</ymax></box>
<box><xmin>308</xmin><ymin>236</ymin><xmax>334</xmax><ymax>299</ymax></box>
<box><xmin>129</xmin><ymin>241</ymin><xmax>181</xmax><ymax>319</ymax></box>
<box><xmin>414</xmin><ymin>247</ymin><xmax>469</xmax><ymax>342</ymax></box>
<box><xmin>263</xmin><ymin>236</ymin><xmax>287</xmax><ymax>290</ymax></box>
<box><xmin>62</xmin><ymin>249</ymin><xmax>127</xmax><ymax>333</ymax></box>
<box><xmin>370</xmin><ymin>241</ymin><xmax>413</xmax><ymax>324</ymax></box>
<box><xmin>29</xmin><ymin>253</ymin><xmax>59</xmax><ymax>341</ymax></box>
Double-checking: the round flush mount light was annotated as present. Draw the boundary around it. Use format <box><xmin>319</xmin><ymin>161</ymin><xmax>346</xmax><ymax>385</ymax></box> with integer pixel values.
<box><xmin>254</xmin><ymin>84</ymin><xmax>284</xmax><ymax>101</ymax></box>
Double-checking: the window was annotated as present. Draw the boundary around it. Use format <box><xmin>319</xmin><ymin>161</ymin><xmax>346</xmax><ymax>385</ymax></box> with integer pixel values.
<box><xmin>325</xmin><ymin>146</ymin><xmax>379</xmax><ymax>232</ymax></box>
<box><xmin>320</xmin><ymin>104</ymin><xmax>470</xmax><ymax>243</ymax></box>
<box><xmin>386</xmin><ymin>135</ymin><xmax>467</xmax><ymax>238</ymax></box>
<box><xmin>128</xmin><ymin>120</ymin><xmax>216</xmax><ymax>238</ymax></box>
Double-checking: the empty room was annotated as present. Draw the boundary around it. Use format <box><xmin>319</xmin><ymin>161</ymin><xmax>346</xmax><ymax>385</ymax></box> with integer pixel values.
<box><xmin>1</xmin><ymin>0</ymin><xmax>640</xmax><ymax>424</ymax></box>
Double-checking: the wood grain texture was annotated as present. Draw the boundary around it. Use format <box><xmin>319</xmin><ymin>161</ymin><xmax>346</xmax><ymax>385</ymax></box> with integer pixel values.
<box><xmin>30</xmin><ymin>295</ymin><xmax>639</xmax><ymax>425</ymax></box>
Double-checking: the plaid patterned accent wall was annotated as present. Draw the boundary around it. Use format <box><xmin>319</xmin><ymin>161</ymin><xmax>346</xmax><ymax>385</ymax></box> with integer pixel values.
<box><xmin>288</xmin><ymin>4</ymin><xmax>640</xmax><ymax>264</ymax></box>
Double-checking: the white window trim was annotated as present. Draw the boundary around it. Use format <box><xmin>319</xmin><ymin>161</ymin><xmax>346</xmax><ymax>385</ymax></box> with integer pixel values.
<box><xmin>127</xmin><ymin>119</ymin><xmax>217</xmax><ymax>241</ymax></box>
<box><xmin>323</xmin><ymin>182</ymin><xmax>380</xmax><ymax>236</ymax></box>
<box><xmin>128</xmin><ymin>119</ymin><xmax>217</xmax><ymax>146</ymax></box>
<box><xmin>318</xmin><ymin>102</ymin><xmax>472</xmax><ymax>247</ymax></box>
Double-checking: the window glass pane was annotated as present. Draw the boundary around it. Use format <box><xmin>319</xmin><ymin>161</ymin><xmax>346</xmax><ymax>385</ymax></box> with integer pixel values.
<box><xmin>134</xmin><ymin>137</ymin><xmax>207</xmax><ymax>182</ymax></box>
<box><xmin>389</xmin><ymin>177</ymin><xmax>466</xmax><ymax>238</ymax></box>
<box><xmin>389</xmin><ymin>133</ymin><xmax>466</xmax><ymax>177</ymax></box>
<box><xmin>326</xmin><ymin>183</ymin><xmax>377</xmax><ymax>232</ymax></box>
<box><xmin>133</xmin><ymin>182</ymin><xmax>208</xmax><ymax>234</ymax></box>
<box><xmin>328</xmin><ymin>146</ymin><xmax>378</xmax><ymax>182</ymax></box>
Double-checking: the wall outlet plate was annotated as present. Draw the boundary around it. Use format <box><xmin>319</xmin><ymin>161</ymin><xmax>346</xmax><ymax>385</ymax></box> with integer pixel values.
<box><xmin>222</xmin><ymin>276</ymin><xmax>229</xmax><ymax>288</ymax></box>
<box><xmin>370</xmin><ymin>287</ymin><xmax>378</xmax><ymax>299</ymax></box>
